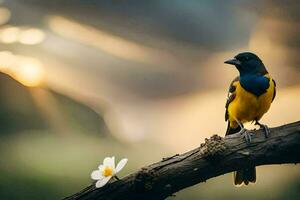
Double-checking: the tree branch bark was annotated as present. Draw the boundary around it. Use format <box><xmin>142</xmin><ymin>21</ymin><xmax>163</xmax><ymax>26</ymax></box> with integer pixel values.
<box><xmin>64</xmin><ymin>121</ymin><xmax>300</xmax><ymax>200</ymax></box>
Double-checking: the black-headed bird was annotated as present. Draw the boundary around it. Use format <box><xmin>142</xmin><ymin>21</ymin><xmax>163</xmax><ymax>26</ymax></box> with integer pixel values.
<box><xmin>224</xmin><ymin>52</ymin><xmax>276</xmax><ymax>186</ymax></box>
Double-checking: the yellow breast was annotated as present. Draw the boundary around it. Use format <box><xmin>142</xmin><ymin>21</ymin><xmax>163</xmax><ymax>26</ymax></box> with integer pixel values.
<box><xmin>228</xmin><ymin>75</ymin><xmax>275</xmax><ymax>124</ymax></box>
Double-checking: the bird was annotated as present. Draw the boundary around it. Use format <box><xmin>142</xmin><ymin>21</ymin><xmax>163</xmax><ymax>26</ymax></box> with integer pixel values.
<box><xmin>224</xmin><ymin>52</ymin><xmax>276</xmax><ymax>186</ymax></box>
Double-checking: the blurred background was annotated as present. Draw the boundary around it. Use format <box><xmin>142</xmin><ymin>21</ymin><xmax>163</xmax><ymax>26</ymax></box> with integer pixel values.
<box><xmin>0</xmin><ymin>0</ymin><xmax>299</xmax><ymax>199</ymax></box>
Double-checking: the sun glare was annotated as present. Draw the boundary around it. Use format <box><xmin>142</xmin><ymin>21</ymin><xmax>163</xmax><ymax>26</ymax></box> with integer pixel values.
<box><xmin>14</xmin><ymin>58</ymin><xmax>45</xmax><ymax>87</ymax></box>
<box><xmin>47</xmin><ymin>16</ymin><xmax>177</xmax><ymax>67</ymax></box>
<box><xmin>0</xmin><ymin>51</ymin><xmax>45</xmax><ymax>87</ymax></box>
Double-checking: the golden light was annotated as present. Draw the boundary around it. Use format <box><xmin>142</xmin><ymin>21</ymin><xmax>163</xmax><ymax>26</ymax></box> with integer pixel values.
<box><xmin>248</xmin><ymin>17</ymin><xmax>290</xmax><ymax>59</ymax></box>
<box><xmin>0</xmin><ymin>50</ymin><xmax>14</xmax><ymax>70</ymax></box>
<box><xmin>14</xmin><ymin>58</ymin><xmax>45</xmax><ymax>87</ymax></box>
<box><xmin>0</xmin><ymin>26</ymin><xmax>45</xmax><ymax>45</ymax></box>
<box><xmin>47</xmin><ymin>16</ymin><xmax>177</xmax><ymax>67</ymax></box>
<box><xmin>0</xmin><ymin>26</ymin><xmax>20</xmax><ymax>43</ymax></box>
<box><xmin>19</xmin><ymin>28</ymin><xmax>46</xmax><ymax>45</ymax></box>
<box><xmin>0</xmin><ymin>7</ymin><xmax>11</xmax><ymax>25</ymax></box>
<box><xmin>0</xmin><ymin>51</ymin><xmax>45</xmax><ymax>87</ymax></box>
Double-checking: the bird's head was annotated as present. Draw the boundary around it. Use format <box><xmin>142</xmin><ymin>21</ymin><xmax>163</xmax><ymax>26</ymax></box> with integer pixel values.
<box><xmin>224</xmin><ymin>52</ymin><xmax>268</xmax><ymax>76</ymax></box>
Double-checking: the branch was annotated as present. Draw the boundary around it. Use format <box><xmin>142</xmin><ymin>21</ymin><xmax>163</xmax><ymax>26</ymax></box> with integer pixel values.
<box><xmin>64</xmin><ymin>121</ymin><xmax>300</xmax><ymax>200</ymax></box>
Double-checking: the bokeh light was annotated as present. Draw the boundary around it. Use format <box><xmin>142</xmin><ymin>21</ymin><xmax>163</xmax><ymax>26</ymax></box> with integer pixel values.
<box><xmin>0</xmin><ymin>50</ymin><xmax>14</xmax><ymax>70</ymax></box>
<box><xmin>0</xmin><ymin>26</ymin><xmax>20</xmax><ymax>43</ymax></box>
<box><xmin>18</xmin><ymin>28</ymin><xmax>46</xmax><ymax>45</ymax></box>
<box><xmin>0</xmin><ymin>26</ymin><xmax>45</xmax><ymax>45</ymax></box>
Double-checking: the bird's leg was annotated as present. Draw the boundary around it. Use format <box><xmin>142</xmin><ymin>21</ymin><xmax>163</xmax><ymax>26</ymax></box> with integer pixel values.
<box><xmin>239</xmin><ymin>129</ymin><xmax>253</xmax><ymax>144</ymax></box>
<box><xmin>255</xmin><ymin>121</ymin><xmax>270</xmax><ymax>138</ymax></box>
<box><xmin>236</xmin><ymin>120</ymin><xmax>253</xmax><ymax>144</ymax></box>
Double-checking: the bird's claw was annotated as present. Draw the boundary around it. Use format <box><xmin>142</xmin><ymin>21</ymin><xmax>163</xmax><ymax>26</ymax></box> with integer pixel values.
<box><xmin>256</xmin><ymin>122</ymin><xmax>270</xmax><ymax>138</ymax></box>
<box><xmin>239</xmin><ymin>129</ymin><xmax>253</xmax><ymax>144</ymax></box>
<box><xmin>260</xmin><ymin>124</ymin><xmax>270</xmax><ymax>138</ymax></box>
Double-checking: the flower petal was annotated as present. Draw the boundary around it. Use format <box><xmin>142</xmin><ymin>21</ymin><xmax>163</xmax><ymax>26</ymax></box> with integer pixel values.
<box><xmin>95</xmin><ymin>176</ymin><xmax>111</xmax><ymax>188</ymax></box>
<box><xmin>98</xmin><ymin>164</ymin><xmax>104</xmax><ymax>171</ymax></box>
<box><xmin>111</xmin><ymin>156</ymin><xmax>115</xmax><ymax>169</ymax></box>
<box><xmin>115</xmin><ymin>158</ymin><xmax>128</xmax><ymax>173</ymax></box>
<box><xmin>103</xmin><ymin>157</ymin><xmax>114</xmax><ymax>168</ymax></box>
<box><xmin>91</xmin><ymin>170</ymin><xmax>103</xmax><ymax>180</ymax></box>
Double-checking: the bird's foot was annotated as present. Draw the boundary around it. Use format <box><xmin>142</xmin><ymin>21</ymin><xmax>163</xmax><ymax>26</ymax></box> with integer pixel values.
<box><xmin>255</xmin><ymin>122</ymin><xmax>270</xmax><ymax>138</ymax></box>
<box><xmin>238</xmin><ymin>128</ymin><xmax>253</xmax><ymax>144</ymax></box>
<box><xmin>260</xmin><ymin>124</ymin><xmax>270</xmax><ymax>138</ymax></box>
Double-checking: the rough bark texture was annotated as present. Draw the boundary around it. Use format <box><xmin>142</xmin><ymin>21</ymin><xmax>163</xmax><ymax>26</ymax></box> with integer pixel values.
<box><xmin>64</xmin><ymin>121</ymin><xmax>300</xmax><ymax>200</ymax></box>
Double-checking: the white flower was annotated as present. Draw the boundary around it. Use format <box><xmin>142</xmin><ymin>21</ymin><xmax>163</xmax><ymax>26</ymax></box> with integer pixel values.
<box><xmin>91</xmin><ymin>156</ymin><xmax>128</xmax><ymax>188</ymax></box>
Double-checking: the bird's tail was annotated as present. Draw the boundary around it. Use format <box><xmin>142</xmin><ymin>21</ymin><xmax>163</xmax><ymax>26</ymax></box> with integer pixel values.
<box><xmin>225</xmin><ymin>122</ymin><xmax>256</xmax><ymax>186</ymax></box>
<box><xmin>234</xmin><ymin>167</ymin><xmax>256</xmax><ymax>186</ymax></box>
<box><xmin>225</xmin><ymin>121</ymin><xmax>241</xmax><ymax>136</ymax></box>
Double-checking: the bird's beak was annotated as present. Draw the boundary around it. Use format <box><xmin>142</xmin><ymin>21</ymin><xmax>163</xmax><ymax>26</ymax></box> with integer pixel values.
<box><xmin>224</xmin><ymin>58</ymin><xmax>241</xmax><ymax>66</ymax></box>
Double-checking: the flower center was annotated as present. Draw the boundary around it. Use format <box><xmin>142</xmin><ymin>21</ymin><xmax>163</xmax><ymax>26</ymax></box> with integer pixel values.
<box><xmin>102</xmin><ymin>167</ymin><xmax>113</xmax><ymax>177</ymax></box>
